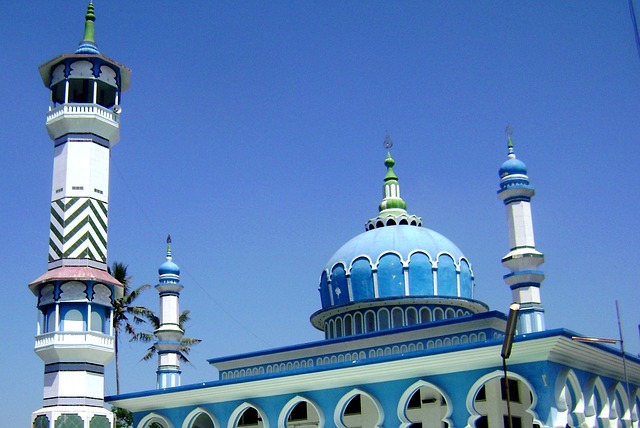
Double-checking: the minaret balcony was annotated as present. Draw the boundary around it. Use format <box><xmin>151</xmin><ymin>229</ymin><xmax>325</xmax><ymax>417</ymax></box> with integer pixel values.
<box><xmin>45</xmin><ymin>103</ymin><xmax>120</xmax><ymax>143</ymax></box>
<box><xmin>34</xmin><ymin>331</ymin><xmax>115</xmax><ymax>364</ymax></box>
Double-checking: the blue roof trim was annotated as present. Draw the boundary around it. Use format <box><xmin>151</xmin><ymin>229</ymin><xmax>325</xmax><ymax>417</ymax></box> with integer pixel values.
<box><xmin>107</xmin><ymin>327</ymin><xmax>635</xmax><ymax>403</ymax></box>
<box><xmin>210</xmin><ymin>309</ymin><xmax>503</xmax><ymax>365</ymax></box>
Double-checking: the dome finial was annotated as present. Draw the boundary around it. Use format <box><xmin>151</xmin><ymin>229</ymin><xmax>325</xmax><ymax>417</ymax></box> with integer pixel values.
<box><xmin>383</xmin><ymin>130</ymin><xmax>394</xmax><ymax>151</ymax></box>
<box><xmin>76</xmin><ymin>1</ymin><xmax>100</xmax><ymax>55</ymax></box>
<box><xmin>505</xmin><ymin>125</ymin><xmax>515</xmax><ymax>159</ymax></box>
<box><xmin>166</xmin><ymin>234</ymin><xmax>172</xmax><ymax>260</ymax></box>
<box><xmin>365</xmin><ymin>134</ymin><xmax>422</xmax><ymax>230</ymax></box>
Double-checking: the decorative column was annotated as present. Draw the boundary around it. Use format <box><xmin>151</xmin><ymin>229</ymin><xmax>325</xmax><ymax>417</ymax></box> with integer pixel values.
<box><xmin>497</xmin><ymin>130</ymin><xmax>545</xmax><ymax>333</ymax></box>
<box><xmin>30</xmin><ymin>3</ymin><xmax>130</xmax><ymax>427</ymax></box>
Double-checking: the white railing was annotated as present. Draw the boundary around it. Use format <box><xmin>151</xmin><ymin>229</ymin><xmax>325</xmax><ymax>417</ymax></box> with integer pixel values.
<box><xmin>47</xmin><ymin>104</ymin><xmax>118</xmax><ymax>123</ymax></box>
<box><xmin>35</xmin><ymin>331</ymin><xmax>114</xmax><ymax>349</ymax></box>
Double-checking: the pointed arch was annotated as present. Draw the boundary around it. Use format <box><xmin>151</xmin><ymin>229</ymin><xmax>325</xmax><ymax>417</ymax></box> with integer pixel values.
<box><xmin>584</xmin><ymin>376</ymin><xmax>608</xmax><ymax>426</ymax></box>
<box><xmin>466</xmin><ymin>370</ymin><xmax>541</xmax><ymax>428</ymax></box>
<box><xmin>182</xmin><ymin>407</ymin><xmax>218</xmax><ymax>428</ymax></box>
<box><xmin>334</xmin><ymin>388</ymin><xmax>384</xmax><ymax>428</ymax></box>
<box><xmin>278</xmin><ymin>395</ymin><xmax>324</xmax><ymax>427</ymax></box>
<box><xmin>137</xmin><ymin>413</ymin><xmax>174</xmax><ymax>428</ymax></box>
<box><xmin>608</xmin><ymin>381</ymin><xmax>631</xmax><ymax>426</ymax></box>
<box><xmin>229</xmin><ymin>402</ymin><xmax>269</xmax><ymax>428</ymax></box>
<box><xmin>397</xmin><ymin>380</ymin><xmax>452</xmax><ymax>428</ymax></box>
<box><xmin>554</xmin><ymin>368</ymin><xmax>584</xmax><ymax>427</ymax></box>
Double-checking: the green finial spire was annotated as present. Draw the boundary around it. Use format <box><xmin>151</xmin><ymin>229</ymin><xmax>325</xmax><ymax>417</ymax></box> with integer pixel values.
<box><xmin>506</xmin><ymin>125</ymin><xmax>515</xmax><ymax>156</ymax></box>
<box><xmin>76</xmin><ymin>2</ymin><xmax>100</xmax><ymax>54</ymax></box>
<box><xmin>83</xmin><ymin>2</ymin><xmax>96</xmax><ymax>44</ymax></box>
<box><xmin>379</xmin><ymin>151</ymin><xmax>407</xmax><ymax>212</ymax></box>
<box><xmin>365</xmin><ymin>134</ymin><xmax>422</xmax><ymax>230</ymax></box>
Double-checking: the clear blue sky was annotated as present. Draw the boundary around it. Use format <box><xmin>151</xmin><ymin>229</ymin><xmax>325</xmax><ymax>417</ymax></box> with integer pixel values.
<box><xmin>2</xmin><ymin>1</ymin><xmax>639</xmax><ymax>426</ymax></box>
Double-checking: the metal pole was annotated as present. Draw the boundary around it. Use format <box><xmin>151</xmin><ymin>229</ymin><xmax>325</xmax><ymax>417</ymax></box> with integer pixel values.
<box><xmin>615</xmin><ymin>300</ymin><xmax>631</xmax><ymax>416</ymax></box>
<box><xmin>503</xmin><ymin>357</ymin><xmax>513</xmax><ymax>428</ymax></box>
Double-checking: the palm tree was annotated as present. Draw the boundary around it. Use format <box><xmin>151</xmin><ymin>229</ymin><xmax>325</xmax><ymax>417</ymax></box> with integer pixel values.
<box><xmin>109</xmin><ymin>262</ymin><xmax>152</xmax><ymax>394</ymax></box>
<box><xmin>139</xmin><ymin>309</ymin><xmax>201</xmax><ymax>364</ymax></box>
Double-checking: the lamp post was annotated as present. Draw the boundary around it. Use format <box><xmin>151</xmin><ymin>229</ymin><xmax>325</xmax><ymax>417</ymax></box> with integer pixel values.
<box><xmin>571</xmin><ymin>301</ymin><xmax>631</xmax><ymax>421</ymax></box>
<box><xmin>502</xmin><ymin>302</ymin><xmax>520</xmax><ymax>428</ymax></box>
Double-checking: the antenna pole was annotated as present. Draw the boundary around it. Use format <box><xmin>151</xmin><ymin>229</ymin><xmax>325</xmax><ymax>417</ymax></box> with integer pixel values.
<box><xmin>615</xmin><ymin>300</ymin><xmax>631</xmax><ymax>408</ymax></box>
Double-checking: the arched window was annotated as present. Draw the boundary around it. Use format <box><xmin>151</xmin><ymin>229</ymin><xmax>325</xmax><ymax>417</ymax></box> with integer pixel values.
<box><xmin>436</xmin><ymin>254</ymin><xmax>456</xmax><ymax>296</ymax></box>
<box><xmin>344</xmin><ymin>314</ymin><xmax>353</xmax><ymax>336</ymax></box>
<box><xmin>285</xmin><ymin>401</ymin><xmax>320</xmax><ymax>427</ymax></box>
<box><xmin>459</xmin><ymin>259</ymin><xmax>473</xmax><ymax>298</ymax></box>
<box><xmin>336</xmin><ymin>317</ymin><xmax>343</xmax><ymax>338</ymax></box>
<box><xmin>420</xmin><ymin>307</ymin><xmax>432</xmax><ymax>323</ymax></box>
<box><xmin>364</xmin><ymin>311</ymin><xmax>376</xmax><ymax>333</ymax></box>
<box><xmin>354</xmin><ymin>312</ymin><xmax>363</xmax><ymax>335</ymax></box>
<box><xmin>404</xmin><ymin>384</ymin><xmax>450</xmax><ymax>427</ymax></box>
<box><xmin>445</xmin><ymin>308</ymin><xmax>455</xmax><ymax>319</ymax></box>
<box><xmin>339</xmin><ymin>392</ymin><xmax>382</xmax><ymax>428</ymax></box>
<box><xmin>90</xmin><ymin>307</ymin><xmax>104</xmax><ymax>333</ymax></box>
<box><xmin>319</xmin><ymin>271</ymin><xmax>331</xmax><ymax>308</ymax></box>
<box><xmin>392</xmin><ymin>307</ymin><xmax>404</xmax><ymax>328</ymax></box>
<box><xmin>471</xmin><ymin>374</ymin><xmax>538</xmax><ymax>428</ymax></box>
<box><xmin>408</xmin><ymin>252</ymin><xmax>433</xmax><ymax>295</ymax></box>
<box><xmin>351</xmin><ymin>258</ymin><xmax>374</xmax><ymax>300</ymax></box>
<box><xmin>378</xmin><ymin>308</ymin><xmax>390</xmax><ymax>330</ymax></box>
<box><xmin>237</xmin><ymin>407</ymin><xmax>264</xmax><ymax>427</ymax></box>
<box><xmin>331</xmin><ymin>265</ymin><xmax>349</xmax><ymax>306</ymax></box>
<box><xmin>62</xmin><ymin>308</ymin><xmax>84</xmax><ymax>331</ymax></box>
<box><xmin>434</xmin><ymin>307</ymin><xmax>444</xmax><ymax>321</ymax></box>
<box><xmin>377</xmin><ymin>254</ymin><xmax>404</xmax><ymax>297</ymax></box>
<box><xmin>406</xmin><ymin>307</ymin><xmax>418</xmax><ymax>325</ymax></box>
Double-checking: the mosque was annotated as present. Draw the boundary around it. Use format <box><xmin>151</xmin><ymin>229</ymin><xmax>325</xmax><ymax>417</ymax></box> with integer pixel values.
<box><xmin>28</xmin><ymin>3</ymin><xmax>640</xmax><ymax>428</ymax></box>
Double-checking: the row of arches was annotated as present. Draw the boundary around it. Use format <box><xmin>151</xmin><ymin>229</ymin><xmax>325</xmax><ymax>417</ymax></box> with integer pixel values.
<box><xmin>319</xmin><ymin>252</ymin><xmax>473</xmax><ymax>309</ymax></box>
<box><xmin>220</xmin><ymin>332</ymin><xmax>491</xmax><ymax>381</ymax></box>
<box><xmin>136</xmin><ymin>373</ymin><xmax>551</xmax><ymax>428</ymax></box>
<box><xmin>556</xmin><ymin>368</ymin><xmax>639</xmax><ymax>427</ymax></box>
<box><xmin>323</xmin><ymin>305</ymin><xmax>472</xmax><ymax>338</ymax></box>
<box><xmin>49</xmin><ymin>60</ymin><xmax>121</xmax><ymax>108</ymax></box>
<box><xmin>37</xmin><ymin>281</ymin><xmax>114</xmax><ymax>335</ymax></box>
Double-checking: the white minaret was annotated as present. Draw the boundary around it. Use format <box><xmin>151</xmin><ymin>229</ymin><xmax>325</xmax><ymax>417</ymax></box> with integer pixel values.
<box><xmin>155</xmin><ymin>236</ymin><xmax>185</xmax><ymax>388</ymax></box>
<box><xmin>497</xmin><ymin>130</ymin><xmax>545</xmax><ymax>333</ymax></box>
<box><xmin>29</xmin><ymin>3</ymin><xmax>130</xmax><ymax>427</ymax></box>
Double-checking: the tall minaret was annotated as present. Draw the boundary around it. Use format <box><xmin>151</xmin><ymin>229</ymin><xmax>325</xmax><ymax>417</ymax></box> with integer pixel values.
<box><xmin>497</xmin><ymin>129</ymin><xmax>545</xmax><ymax>333</ymax></box>
<box><xmin>155</xmin><ymin>236</ymin><xmax>185</xmax><ymax>388</ymax></box>
<box><xmin>29</xmin><ymin>3</ymin><xmax>130</xmax><ymax>427</ymax></box>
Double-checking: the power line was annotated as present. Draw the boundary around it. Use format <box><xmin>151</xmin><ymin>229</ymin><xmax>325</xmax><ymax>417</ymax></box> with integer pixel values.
<box><xmin>629</xmin><ymin>0</ymin><xmax>640</xmax><ymax>62</ymax></box>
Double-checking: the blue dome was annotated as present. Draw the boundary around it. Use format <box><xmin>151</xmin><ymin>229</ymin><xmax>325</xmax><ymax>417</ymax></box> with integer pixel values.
<box><xmin>499</xmin><ymin>157</ymin><xmax>527</xmax><ymax>178</ymax></box>
<box><xmin>318</xmin><ymin>225</ymin><xmax>474</xmax><ymax>310</ymax></box>
<box><xmin>159</xmin><ymin>259</ymin><xmax>180</xmax><ymax>276</ymax></box>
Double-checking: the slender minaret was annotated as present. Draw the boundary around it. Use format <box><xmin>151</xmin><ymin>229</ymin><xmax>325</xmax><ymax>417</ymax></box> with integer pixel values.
<box><xmin>497</xmin><ymin>129</ymin><xmax>545</xmax><ymax>333</ymax></box>
<box><xmin>155</xmin><ymin>236</ymin><xmax>185</xmax><ymax>388</ymax></box>
<box><xmin>29</xmin><ymin>3</ymin><xmax>130</xmax><ymax>427</ymax></box>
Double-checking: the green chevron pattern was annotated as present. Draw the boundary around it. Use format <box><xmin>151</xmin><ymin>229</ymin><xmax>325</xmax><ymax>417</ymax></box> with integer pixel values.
<box><xmin>48</xmin><ymin>197</ymin><xmax>108</xmax><ymax>263</ymax></box>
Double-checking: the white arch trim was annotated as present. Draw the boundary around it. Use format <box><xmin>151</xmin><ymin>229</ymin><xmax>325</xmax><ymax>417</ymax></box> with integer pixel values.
<box><xmin>584</xmin><ymin>375</ymin><xmax>609</xmax><ymax>425</ymax></box>
<box><xmin>227</xmin><ymin>402</ymin><xmax>269</xmax><ymax>428</ymax></box>
<box><xmin>137</xmin><ymin>412</ymin><xmax>174</xmax><ymax>428</ymax></box>
<box><xmin>334</xmin><ymin>388</ymin><xmax>384</xmax><ymax>428</ymax></box>
<box><xmin>182</xmin><ymin>407</ymin><xmax>219</xmax><ymax>428</ymax></box>
<box><xmin>608</xmin><ymin>381</ymin><xmax>631</xmax><ymax>423</ymax></box>
<box><xmin>465</xmin><ymin>369</ymin><xmax>541</xmax><ymax>428</ymax></box>
<box><xmin>554</xmin><ymin>367</ymin><xmax>585</xmax><ymax>427</ymax></box>
<box><xmin>277</xmin><ymin>395</ymin><xmax>324</xmax><ymax>427</ymax></box>
<box><xmin>397</xmin><ymin>379</ymin><xmax>452</xmax><ymax>428</ymax></box>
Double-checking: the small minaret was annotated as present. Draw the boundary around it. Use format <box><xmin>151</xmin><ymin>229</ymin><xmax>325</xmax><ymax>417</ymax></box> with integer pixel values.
<box><xmin>497</xmin><ymin>129</ymin><xmax>545</xmax><ymax>333</ymax></box>
<box><xmin>29</xmin><ymin>3</ymin><xmax>130</xmax><ymax>427</ymax></box>
<box><xmin>155</xmin><ymin>236</ymin><xmax>185</xmax><ymax>388</ymax></box>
